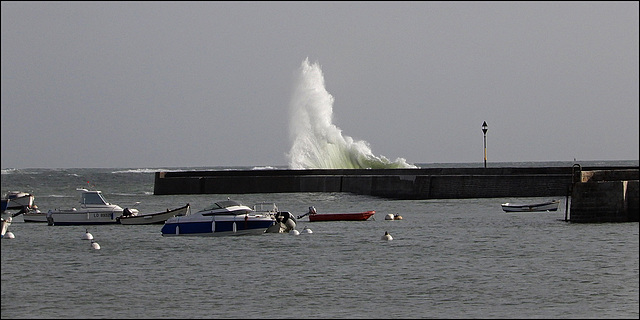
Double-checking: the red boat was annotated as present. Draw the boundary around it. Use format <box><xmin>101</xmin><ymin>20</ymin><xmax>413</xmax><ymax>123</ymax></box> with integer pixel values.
<box><xmin>296</xmin><ymin>204</ymin><xmax>374</xmax><ymax>222</ymax></box>
<box><xmin>298</xmin><ymin>206</ymin><xmax>375</xmax><ymax>222</ymax></box>
<box><xmin>308</xmin><ymin>211</ymin><xmax>375</xmax><ymax>222</ymax></box>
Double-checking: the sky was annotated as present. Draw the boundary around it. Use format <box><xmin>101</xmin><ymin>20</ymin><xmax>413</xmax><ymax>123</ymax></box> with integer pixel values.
<box><xmin>2</xmin><ymin>1</ymin><xmax>638</xmax><ymax>169</ymax></box>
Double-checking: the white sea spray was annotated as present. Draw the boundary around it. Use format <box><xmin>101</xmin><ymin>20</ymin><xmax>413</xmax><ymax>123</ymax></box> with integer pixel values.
<box><xmin>287</xmin><ymin>58</ymin><xmax>416</xmax><ymax>169</ymax></box>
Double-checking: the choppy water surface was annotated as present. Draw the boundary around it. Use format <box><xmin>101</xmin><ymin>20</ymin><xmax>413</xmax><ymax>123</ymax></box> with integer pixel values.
<box><xmin>2</xmin><ymin>166</ymin><xmax>638</xmax><ymax>319</ymax></box>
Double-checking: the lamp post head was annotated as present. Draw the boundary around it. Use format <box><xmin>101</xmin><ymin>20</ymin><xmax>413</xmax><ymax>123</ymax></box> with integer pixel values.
<box><xmin>482</xmin><ymin>121</ymin><xmax>488</xmax><ymax>134</ymax></box>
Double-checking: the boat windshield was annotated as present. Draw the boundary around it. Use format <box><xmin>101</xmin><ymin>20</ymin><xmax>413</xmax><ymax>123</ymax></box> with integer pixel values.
<box><xmin>200</xmin><ymin>200</ymin><xmax>244</xmax><ymax>211</ymax></box>
<box><xmin>253</xmin><ymin>202</ymin><xmax>278</xmax><ymax>213</ymax></box>
<box><xmin>82</xmin><ymin>192</ymin><xmax>108</xmax><ymax>205</ymax></box>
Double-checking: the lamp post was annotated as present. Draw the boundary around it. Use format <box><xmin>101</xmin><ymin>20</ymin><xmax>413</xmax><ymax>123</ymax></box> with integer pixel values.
<box><xmin>482</xmin><ymin>121</ymin><xmax>488</xmax><ymax>168</ymax></box>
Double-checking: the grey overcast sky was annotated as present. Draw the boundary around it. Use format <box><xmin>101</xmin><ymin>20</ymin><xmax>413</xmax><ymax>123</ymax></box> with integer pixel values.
<box><xmin>2</xmin><ymin>1</ymin><xmax>638</xmax><ymax>169</ymax></box>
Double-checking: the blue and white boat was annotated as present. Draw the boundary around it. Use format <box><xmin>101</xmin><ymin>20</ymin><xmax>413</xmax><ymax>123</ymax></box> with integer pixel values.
<box><xmin>161</xmin><ymin>199</ymin><xmax>279</xmax><ymax>236</ymax></box>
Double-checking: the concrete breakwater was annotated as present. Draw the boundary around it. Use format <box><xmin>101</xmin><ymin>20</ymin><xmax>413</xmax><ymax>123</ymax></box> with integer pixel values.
<box><xmin>153</xmin><ymin>165</ymin><xmax>636</xmax><ymax>201</ymax></box>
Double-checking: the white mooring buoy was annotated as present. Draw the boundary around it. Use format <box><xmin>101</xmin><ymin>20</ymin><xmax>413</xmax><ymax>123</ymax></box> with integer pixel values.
<box><xmin>82</xmin><ymin>229</ymin><xmax>93</xmax><ymax>240</ymax></box>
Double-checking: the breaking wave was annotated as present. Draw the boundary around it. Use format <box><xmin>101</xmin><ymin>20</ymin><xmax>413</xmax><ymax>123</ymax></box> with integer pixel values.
<box><xmin>287</xmin><ymin>58</ymin><xmax>417</xmax><ymax>169</ymax></box>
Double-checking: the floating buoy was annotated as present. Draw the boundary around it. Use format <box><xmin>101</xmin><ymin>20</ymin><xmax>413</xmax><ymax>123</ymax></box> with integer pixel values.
<box><xmin>4</xmin><ymin>231</ymin><xmax>15</xmax><ymax>239</ymax></box>
<box><xmin>385</xmin><ymin>213</ymin><xmax>403</xmax><ymax>220</ymax></box>
<box><xmin>289</xmin><ymin>229</ymin><xmax>300</xmax><ymax>236</ymax></box>
<box><xmin>82</xmin><ymin>229</ymin><xmax>93</xmax><ymax>240</ymax></box>
<box><xmin>301</xmin><ymin>226</ymin><xmax>313</xmax><ymax>234</ymax></box>
<box><xmin>91</xmin><ymin>240</ymin><xmax>101</xmax><ymax>250</ymax></box>
<box><xmin>381</xmin><ymin>231</ymin><xmax>393</xmax><ymax>241</ymax></box>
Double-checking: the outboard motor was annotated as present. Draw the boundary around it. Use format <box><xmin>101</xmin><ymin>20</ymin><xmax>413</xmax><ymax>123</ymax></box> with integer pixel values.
<box><xmin>122</xmin><ymin>208</ymin><xmax>134</xmax><ymax>217</ymax></box>
<box><xmin>275</xmin><ymin>211</ymin><xmax>296</xmax><ymax>232</ymax></box>
<box><xmin>46</xmin><ymin>210</ymin><xmax>54</xmax><ymax>226</ymax></box>
<box><xmin>266</xmin><ymin>211</ymin><xmax>297</xmax><ymax>233</ymax></box>
<box><xmin>296</xmin><ymin>206</ymin><xmax>318</xmax><ymax>220</ymax></box>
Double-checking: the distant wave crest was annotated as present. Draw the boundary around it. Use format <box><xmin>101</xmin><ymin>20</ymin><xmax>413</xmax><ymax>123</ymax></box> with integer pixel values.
<box><xmin>111</xmin><ymin>168</ymin><xmax>185</xmax><ymax>174</ymax></box>
<box><xmin>1</xmin><ymin>168</ymin><xmax>42</xmax><ymax>175</ymax></box>
<box><xmin>286</xmin><ymin>58</ymin><xmax>416</xmax><ymax>169</ymax></box>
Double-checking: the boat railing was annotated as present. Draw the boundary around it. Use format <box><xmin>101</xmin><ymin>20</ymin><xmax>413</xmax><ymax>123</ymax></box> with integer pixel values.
<box><xmin>253</xmin><ymin>202</ymin><xmax>278</xmax><ymax>214</ymax></box>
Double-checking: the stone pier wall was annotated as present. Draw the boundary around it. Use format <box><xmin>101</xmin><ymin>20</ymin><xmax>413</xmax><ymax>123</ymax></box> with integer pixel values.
<box><xmin>569</xmin><ymin>169</ymin><xmax>639</xmax><ymax>223</ymax></box>
<box><xmin>154</xmin><ymin>166</ymin><xmax>619</xmax><ymax>199</ymax></box>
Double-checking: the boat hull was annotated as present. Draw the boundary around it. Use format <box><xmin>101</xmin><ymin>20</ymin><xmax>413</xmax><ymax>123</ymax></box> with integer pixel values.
<box><xmin>22</xmin><ymin>213</ymin><xmax>48</xmax><ymax>223</ymax></box>
<box><xmin>24</xmin><ymin>210</ymin><xmax>123</xmax><ymax>225</ymax></box>
<box><xmin>501</xmin><ymin>200</ymin><xmax>560</xmax><ymax>212</ymax></box>
<box><xmin>119</xmin><ymin>205</ymin><xmax>189</xmax><ymax>225</ymax></box>
<box><xmin>308</xmin><ymin>211</ymin><xmax>375</xmax><ymax>222</ymax></box>
<box><xmin>161</xmin><ymin>215</ymin><xmax>275</xmax><ymax>236</ymax></box>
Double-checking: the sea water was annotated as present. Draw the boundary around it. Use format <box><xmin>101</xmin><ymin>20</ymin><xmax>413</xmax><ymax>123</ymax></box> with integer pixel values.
<box><xmin>1</xmin><ymin>163</ymin><xmax>638</xmax><ymax>319</ymax></box>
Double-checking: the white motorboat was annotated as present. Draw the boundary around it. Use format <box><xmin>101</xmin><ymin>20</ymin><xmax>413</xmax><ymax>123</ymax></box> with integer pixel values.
<box><xmin>161</xmin><ymin>199</ymin><xmax>288</xmax><ymax>236</ymax></box>
<box><xmin>2</xmin><ymin>191</ymin><xmax>35</xmax><ymax>210</ymax></box>
<box><xmin>501</xmin><ymin>199</ymin><xmax>560</xmax><ymax>213</ymax></box>
<box><xmin>23</xmin><ymin>188</ymin><xmax>139</xmax><ymax>225</ymax></box>
<box><xmin>118</xmin><ymin>204</ymin><xmax>190</xmax><ymax>225</ymax></box>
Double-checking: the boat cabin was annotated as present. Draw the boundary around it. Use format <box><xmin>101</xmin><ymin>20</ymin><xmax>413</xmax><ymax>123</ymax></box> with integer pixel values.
<box><xmin>78</xmin><ymin>189</ymin><xmax>110</xmax><ymax>206</ymax></box>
